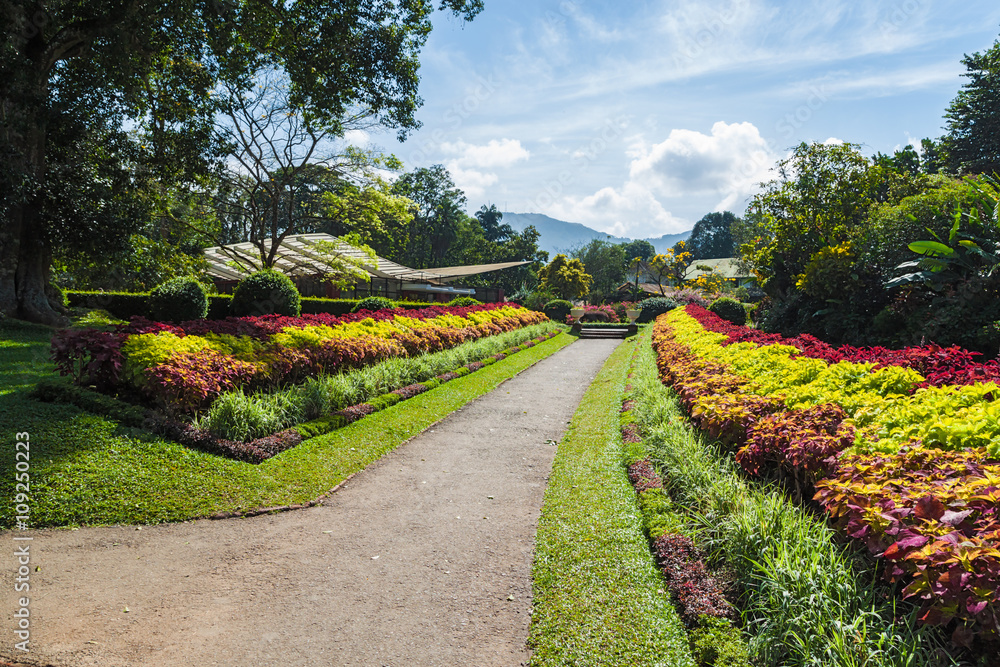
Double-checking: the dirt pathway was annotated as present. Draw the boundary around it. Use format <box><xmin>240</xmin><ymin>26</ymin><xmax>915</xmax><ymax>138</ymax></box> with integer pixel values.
<box><xmin>3</xmin><ymin>338</ymin><xmax>621</xmax><ymax>667</ymax></box>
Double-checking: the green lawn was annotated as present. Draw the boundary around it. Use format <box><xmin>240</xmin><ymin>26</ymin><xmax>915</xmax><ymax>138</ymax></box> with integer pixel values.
<box><xmin>0</xmin><ymin>319</ymin><xmax>574</xmax><ymax>527</ymax></box>
<box><xmin>529</xmin><ymin>333</ymin><xmax>695</xmax><ymax>667</ymax></box>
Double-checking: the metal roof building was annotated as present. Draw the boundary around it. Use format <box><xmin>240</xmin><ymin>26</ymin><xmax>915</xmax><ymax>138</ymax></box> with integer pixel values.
<box><xmin>203</xmin><ymin>233</ymin><xmax>530</xmax><ymax>301</ymax></box>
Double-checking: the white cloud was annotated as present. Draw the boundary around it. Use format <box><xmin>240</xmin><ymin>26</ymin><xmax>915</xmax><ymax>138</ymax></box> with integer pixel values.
<box><xmin>441</xmin><ymin>138</ymin><xmax>530</xmax><ymax>199</ymax></box>
<box><xmin>544</xmin><ymin>181</ymin><xmax>690</xmax><ymax>239</ymax></box>
<box><xmin>441</xmin><ymin>138</ymin><xmax>531</xmax><ymax>169</ymax></box>
<box><xmin>628</xmin><ymin>121</ymin><xmax>777</xmax><ymax>206</ymax></box>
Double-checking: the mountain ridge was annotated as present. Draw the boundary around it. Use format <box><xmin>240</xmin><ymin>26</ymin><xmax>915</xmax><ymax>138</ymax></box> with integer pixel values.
<box><xmin>500</xmin><ymin>212</ymin><xmax>690</xmax><ymax>256</ymax></box>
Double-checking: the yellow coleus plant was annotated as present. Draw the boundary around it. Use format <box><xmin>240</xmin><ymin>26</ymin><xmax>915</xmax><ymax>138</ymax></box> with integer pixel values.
<box><xmin>664</xmin><ymin>308</ymin><xmax>1000</xmax><ymax>457</ymax></box>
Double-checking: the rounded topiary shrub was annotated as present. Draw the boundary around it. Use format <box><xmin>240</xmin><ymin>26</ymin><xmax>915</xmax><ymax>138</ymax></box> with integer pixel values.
<box><xmin>230</xmin><ymin>269</ymin><xmax>301</xmax><ymax>317</ymax></box>
<box><xmin>542</xmin><ymin>299</ymin><xmax>573</xmax><ymax>322</ymax></box>
<box><xmin>446</xmin><ymin>296</ymin><xmax>482</xmax><ymax>308</ymax></box>
<box><xmin>149</xmin><ymin>276</ymin><xmax>208</xmax><ymax>323</ymax></box>
<box><xmin>708</xmin><ymin>296</ymin><xmax>747</xmax><ymax>326</ymax></box>
<box><xmin>351</xmin><ymin>296</ymin><xmax>396</xmax><ymax>313</ymax></box>
<box><xmin>637</xmin><ymin>297</ymin><xmax>678</xmax><ymax>323</ymax></box>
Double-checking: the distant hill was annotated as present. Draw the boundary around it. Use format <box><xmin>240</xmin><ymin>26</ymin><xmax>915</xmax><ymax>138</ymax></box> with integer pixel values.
<box><xmin>501</xmin><ymin>212</ymin><xmax>690</xmax><ymax>256</ymax></box>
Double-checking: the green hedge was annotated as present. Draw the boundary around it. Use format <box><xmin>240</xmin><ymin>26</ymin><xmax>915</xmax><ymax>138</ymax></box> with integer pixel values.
<box><xmin>66</xmin><ymin>291</ymin><xmax>151</xmax><ymax>320</ymax></box>
<box><xmin>68</xmin><ymin>291</ymin><xmax>441</xmax><ymax>321</ymax></box>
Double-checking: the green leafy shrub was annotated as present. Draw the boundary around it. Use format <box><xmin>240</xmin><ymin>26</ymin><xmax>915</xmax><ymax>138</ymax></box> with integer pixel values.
<box><xmin>542</xmin><ymin>299</ymin><xmax>573</xmax><ymax>322</ymax></box>
<box><xmin>351</xmin><ymin>296</ymin><xmax>396</xmax><ymax>313</ymax></box>
<box><xmin>708</xmin><ymin>297</ymin><xmax>746</xmax><ymax>326</ymax></box>
<box><xmin>148</xmin><ymin>276</ymin><xmax>209</xmax><ymax>323</ymax></box>
<box><xmin>207</xmin><ymin>295</ymin><xmax>233</xmax><ymax>320</ymax></box>
<box><xmin>688</xmin><ymin>616</ymin><xmax>752</xmax><ymax>667</ymax></box>
<box><xmin>446</xmin><ymin>296</ymin><xmax>482</xmax><ymax>307</ymax></box>
<box><xmin>637</xmin><ymin>297</ymin><xmax>678</xmax><ymax>323</ymax></box>
<box><xmin>230</xmin><ymin>269</ymin><xmax>301</xmax><ymax>317</ymax></box>
<box><xmin>522</xmin><ymin>288</ymin><xmax>557</xmax><ymax>312</ymax></box>
<box><xmin>731</xmin><ymin>286</ymin><xmax>750</xmax><ymax>302</ymax></box>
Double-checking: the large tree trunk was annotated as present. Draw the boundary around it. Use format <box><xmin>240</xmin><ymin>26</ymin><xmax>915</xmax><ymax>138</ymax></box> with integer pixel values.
<box><xmin>15</xmin><ymin>214</ymin><xmax>63</xmax><ymax>326</ymax></box>
<box><xmin>2</xmin><ymin>68</ymin><xmax>65</xmax><ymax>326</ymax></box>
<box><xmin>0</xmin><ymin>214</ymin><xmax>21</xmax><ymax>317</ymax></box>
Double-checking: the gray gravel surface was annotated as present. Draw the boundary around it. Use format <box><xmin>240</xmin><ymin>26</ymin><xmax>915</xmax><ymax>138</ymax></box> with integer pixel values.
<box><xmin>2</xmin><ymin>337</ymin><xmax>621</xmax><ymax>667</ymax></box>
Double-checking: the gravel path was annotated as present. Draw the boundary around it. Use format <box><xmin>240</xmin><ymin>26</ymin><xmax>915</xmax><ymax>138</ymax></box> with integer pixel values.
<box><xmin>2</xmin><ymin>338</ymin><xmax>621</xmax><ymax>667</ymax></box>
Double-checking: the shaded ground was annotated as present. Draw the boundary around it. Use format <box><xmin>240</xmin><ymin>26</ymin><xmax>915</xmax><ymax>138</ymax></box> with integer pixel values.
<box><xmin>2</xmin><ymin>338</ymin><xmax>621</xmax><ymax>666</ymax></box>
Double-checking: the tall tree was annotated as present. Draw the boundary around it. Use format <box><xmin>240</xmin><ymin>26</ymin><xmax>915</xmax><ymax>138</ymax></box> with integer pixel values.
<box><xmin>620</xmin><ymin>239</ymin><xmax>656</xmax><ymax>262</ymax></box>
<box><xmin>686</xmin><ymin>211</ymin><xmax>737</xmax><ymax>259</ymax></box>
<box><xmin>474</xmin><ymin>204</ymin><xmax>512</xmax><ymax>243</ymax></box>
<box><xmin>392</xmin><ymin>165</ymin><xmax>467</xmax><ymax>267</ymax></box>
<box><xmin>571</xmin><ymin>239</ymin><xmax>626</xmax><ymax>303</ymax></box>
<box><xmin>0</xmin><ymin>0</ymin><xmax>483</xmax><ymax>324</ymax></box>
<box><xmin>205</xmin><ymin>69</ymin><xmax>390</xmax><ymax>271</ymax></box>
<box><xmin>537</xmin><ymin>254</ymin><xmax>591</xmax><ymax>300</ymax></box>
<box><xmin>943</xmin><ymin>37</ymin><xmax>1000</xmax><ymax>176</ymax></box>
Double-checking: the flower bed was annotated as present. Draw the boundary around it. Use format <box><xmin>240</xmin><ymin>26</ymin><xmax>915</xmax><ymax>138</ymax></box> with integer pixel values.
<box><xmin>52</xmin><ymin>304</ymin><xmax>546</xmax><ymax>413</ymax></box>
<box><xmin>653</xmin><ymin>306</ymin><xmax>1000</xmax><ymax>645</ymax></box>
<box><xmin>142</xmin><ymin>331</ymin><xmax>559</xmax><ymax>463</ymax></box>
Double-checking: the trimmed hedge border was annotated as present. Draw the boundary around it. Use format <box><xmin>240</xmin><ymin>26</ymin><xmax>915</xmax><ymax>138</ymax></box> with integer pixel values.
<box><xmin>67</xmin><ymin>290</ymin><xmax>440</xmax><ymax>321</ymax></box>
<box><xmin>36</xmin><ymin>331</ymin><xmax>560</xmax><ymax>464</ymax></box>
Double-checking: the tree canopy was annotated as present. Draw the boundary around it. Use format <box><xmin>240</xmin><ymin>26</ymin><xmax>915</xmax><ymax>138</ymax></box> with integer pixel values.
<box><xmin>0</xmin><ymin>0</ymin><xmax>483</xmax><ymax>323</ymax></box>
<box><xmin>686</xmin><ymin>211</ymin><xmax>738</xmax><ymax>259</ymax></box>
<box><xmin>943</xmin><ymin>38</ymin><xmax>1000</xmax><ymax>176</ymax></box>
<box><xmin>538</xmin><ymin>254</ymin><xmax>591</xmax><ymax>300</ymax></box>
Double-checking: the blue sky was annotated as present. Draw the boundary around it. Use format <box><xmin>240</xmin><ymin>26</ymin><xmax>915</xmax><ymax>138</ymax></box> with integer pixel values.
<box><xmin>368</xmin><ymin>1</ymin><xmax>1000</xmax><ymax>239</ymax></box>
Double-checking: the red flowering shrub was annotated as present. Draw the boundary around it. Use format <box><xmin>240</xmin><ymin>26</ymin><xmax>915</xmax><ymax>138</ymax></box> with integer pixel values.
<box><xmin>737</xmin><ymin>403</ymin><xmax>855</xmax><ymax>477</ymax></box>
<box><xmin>51</xmin><ymin>328</ymin><xmax>124</xmax><ymax>391</ymax></box>
<box><xmin>146</xmin><ymin>350</ymin><xmax>259</xmax><ymax>412</ymax></box>
<box><xmin>652</xmin><ymin>533</ymin><xmax>735</xmax><ymax>623</ymax></box>
<box><xmin>627</xmin><ymin>458</ymin><xmax>662</xmax><ymax>492</ymax></box>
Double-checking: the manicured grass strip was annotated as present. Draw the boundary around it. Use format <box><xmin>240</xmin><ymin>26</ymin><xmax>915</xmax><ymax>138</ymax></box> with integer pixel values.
<box><xmin>529</xmin><ymin>336</ymin><xmax>695</xmax><ymax>667</ymax></box>
<box><xmin>0</xmin><ymin>331</ymin><xmax>574</xmax><ymax>528</ymax></box>
<box><xmin>628</xmin><ymin>331</ymin><xmax>949</xmax><ymax>667</ymax></box>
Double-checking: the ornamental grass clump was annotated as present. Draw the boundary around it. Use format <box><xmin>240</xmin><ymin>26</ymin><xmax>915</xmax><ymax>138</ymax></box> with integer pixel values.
<box><xmin>198</xmin><ymin>388</ymin><xmax>302</xmax><ymax>442</ymax></box>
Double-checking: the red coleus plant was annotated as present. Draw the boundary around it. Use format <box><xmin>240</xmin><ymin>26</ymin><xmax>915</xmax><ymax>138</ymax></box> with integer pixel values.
<box><xmin>815</xmin><ymin>447</ymin><xmax>1000</xmax><ymax>641</ymax></box>
<box><xmin>51</xmin><ymin>328</ymin><xmax>125</xmax><ymax>392</ymax></box>
<box><xmin>652</xmin><ymin>532</ymin><xmax>735</xmax><ymax>624</ymax></box>
<box><xmin>655</xmin><ymin>310</ymin><xmax>1000</xmax><ymax>642</ymax></box>
<box><xmin>627</xmin><ymin>458</ymin><xmax>663</xmax><ymax>493</ymax></box>
<box><xmin>686</xmin><ymin>304</ymin><xmax>1000</xmax><ymax>390</ymax></box>
<box><xmin>146</xmin><ymin>350</ymin><xmax>259</xmax><ymax>412</ymax></box>
<box><xmin>738</xmin><ymin>403</ymin><xmax>855</xmax><ymax>477</ymax></box>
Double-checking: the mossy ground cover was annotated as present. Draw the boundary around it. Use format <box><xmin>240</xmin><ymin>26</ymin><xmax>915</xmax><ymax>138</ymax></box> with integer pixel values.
<box><xmin>529</xmin><ymin>332</ymin><xmax>695</xmax><ymax>666</ymax></box>
<box><xmin>0</xmin><ymin>318</ymin><xmax>574</xmax><ymax>528</ymax></box>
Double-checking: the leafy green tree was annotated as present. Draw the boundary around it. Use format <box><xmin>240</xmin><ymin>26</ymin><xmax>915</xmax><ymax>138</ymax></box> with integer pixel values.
<box><xmin>538</xmin><ymin>254</ymin><xmax>592</xmax><ymax>300</ymax></box>
<box><xmin>738</xmin><ymin>141</ymin><xmax>921</xmax><ymax>300</ymax></box>
<box><xmin>620</xmin><ymin>239</ymin><xmax>656</xmax><ymax>262</ymax></box>
<box><xmin>920</xmin><ymin>138</ymin><xmax>948</xmax><ymax>175</ymax></box>
<box><xmin>0</xmin><ymin>0</ymin><xmax>483</xmax><ymax>324</ymax></box>
<box><xmin>571</xmin><ymin>239</ymin><xmax>627</xmax><ymax>303</ymax></box>
<box><xmin>475</xmin><ymin>204</ymin><xmax>513</xmax><ymax>243</ymax></box>
<box><xmin>687</xmin><ymin>211</ymin><xmax>737</xmax><ymax>259</ymax></box>
<box><xmin>392</xmin><ymin>165</ymin><xmax>467</xmax><ymax>267</ymax></box>
<box><xmin>943</xmin><ymin>37</ymin><xmax>1000</xmax><ymax>176</ymax></box>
